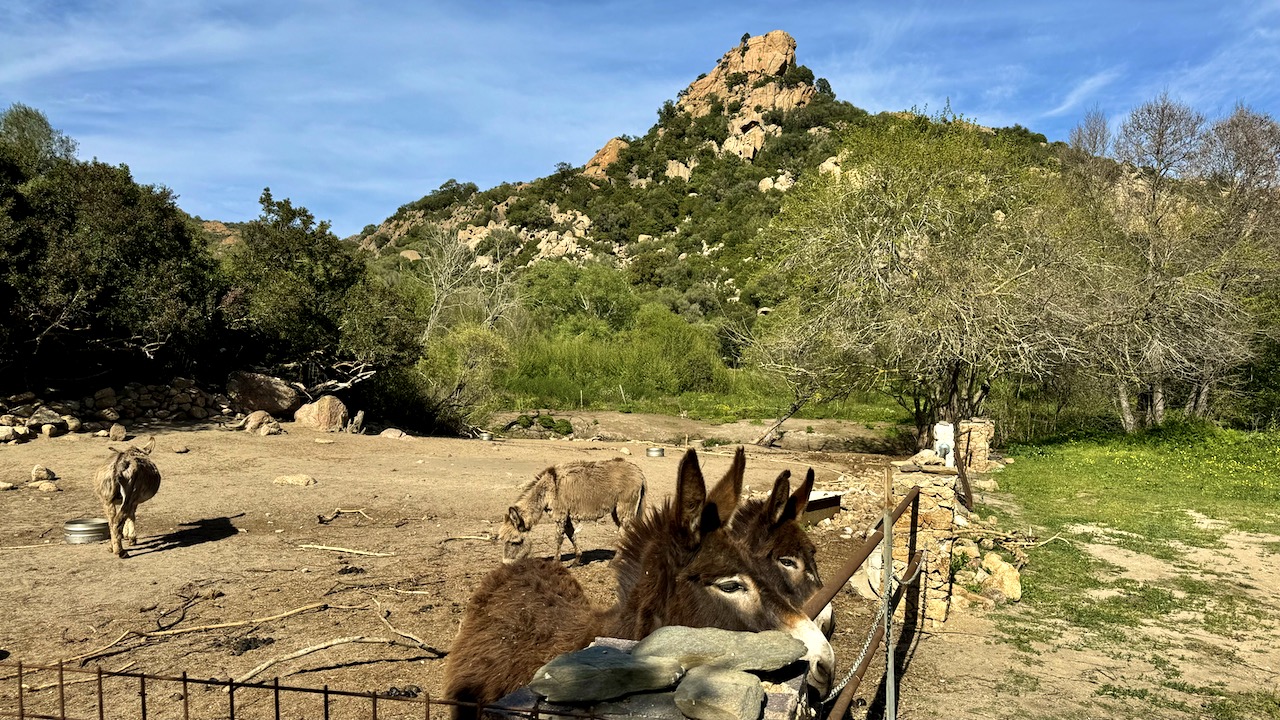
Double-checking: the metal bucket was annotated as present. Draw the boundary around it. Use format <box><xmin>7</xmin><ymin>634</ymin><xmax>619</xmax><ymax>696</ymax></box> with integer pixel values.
<box><xmin>478</xmin><ymin>431</ymin><xmax>494</xmax><ymax>441</ymax></box>
<box><xmin>646</xmin><ymin>447</ymin><xmax>665</xmax><ymax>457</ymax></box>
<box><xmin>64</xmin><ymin>518</ymin><xmax>109</xmax><ymax>544</ymax></box>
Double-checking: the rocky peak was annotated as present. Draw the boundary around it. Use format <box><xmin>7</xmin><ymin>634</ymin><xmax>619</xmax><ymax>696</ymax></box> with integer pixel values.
<box><xmin>677</xmin><ymin>30</ymin><xmax>814</xmax><ymax>120</ymax></box>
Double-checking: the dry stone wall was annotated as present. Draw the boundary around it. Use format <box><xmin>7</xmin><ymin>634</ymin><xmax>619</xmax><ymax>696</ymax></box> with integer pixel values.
<box><xmin>0</xmin><ymin>380</ymin><xmax>237</xmax><ymax>443</ymax></box>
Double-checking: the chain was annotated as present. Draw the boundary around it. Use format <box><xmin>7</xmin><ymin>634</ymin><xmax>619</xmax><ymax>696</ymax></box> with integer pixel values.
<box><xmin>820</xmin><ymin>549</ymin><xmax>929</xmax><ymax>706</ymax></box>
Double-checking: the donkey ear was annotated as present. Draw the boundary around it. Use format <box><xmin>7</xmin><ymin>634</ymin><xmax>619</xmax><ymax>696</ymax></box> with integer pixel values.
<box><xmin>705</xmin><ymin>446</ymin><xmax>745</xmax><ymax>525</ymax></box>
<box><xmin>765</xmin><ymin>470</ymin><xmax>792</xmax><ymax>524</ymax></box>
<box><xmin>676</xmin><ymin>449</ymin><xmax>708</xmax><ymax>535</ymax></box>
<box><xmin>508</xmin><ymin>506</ymin><xmax>527</xmax><ymax>531</ymax></box>
<box><xmin>140</xmin><ymin>436</ymin><xmax>155</xmax><ymax>455</ymax></box>
<box><xmin>780</xmin><ymin>468</ymin><xmax>815</xmax><ymax>523</ymax></box>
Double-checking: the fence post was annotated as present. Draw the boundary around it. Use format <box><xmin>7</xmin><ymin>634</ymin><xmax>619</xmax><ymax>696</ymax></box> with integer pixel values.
<box><xmin>58</xmin><ymin>661</ymin><xmax>65</xmax><ymax>720</ymax></box>
<box><xmin>140</xmin><ymin>673</ymin><xmax>148</xmax><ymax>720</ymax></box>
<box><xmin>97</xmin><ymin>667</ymin><xmax>105</xmax><ymax>720</ymax></box>
<box><xmin>881</xmin><ymin>467</ymin><xmax>897</xmax><ymax>720</ymax></box>
<box><xmin>17</xmin><ymin>661</ymin><xmax>24</xmax><ymax>720</ymax></box>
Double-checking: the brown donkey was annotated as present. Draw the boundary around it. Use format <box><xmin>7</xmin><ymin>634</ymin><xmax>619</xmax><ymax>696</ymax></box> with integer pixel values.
<box><xmin>730</xmin><ymin>466</ymin><xmax>834</xmax><ymax>635</ymax></box>
<box><xmin>93</xmin><ymin>437</ymin><xmax>161</xmax><ymax>558</ymax></box>
<box><xmin>444</xmin><ymin>449</ymin><xmax>833</xmax><ymax>719</ymax></box>
<box><xmin>498</xmin><ymin>457</ymin><xmax>646</xmax><ymax>566</ymax></box>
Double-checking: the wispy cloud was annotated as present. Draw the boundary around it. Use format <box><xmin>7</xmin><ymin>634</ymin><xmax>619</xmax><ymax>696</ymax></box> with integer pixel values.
<box><xmin>1044</xmin><ymin>69</ymin><xmax>1123</xmax><ymax>117</ymax></box>
<box><xmin>3</xmin><ymin>1</ymin><xmax>1279</xmax><ymax>235</ymax></box>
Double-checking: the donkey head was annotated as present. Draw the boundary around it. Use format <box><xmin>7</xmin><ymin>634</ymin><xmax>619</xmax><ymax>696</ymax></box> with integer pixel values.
<box><xmin>498</xmin><ymin>506</ymin><xmax>532</xmax><ymax>564</ymax></box>
<box><xmin>731</xmin><ymin>467</ymin><xmax>832</xmax><ymax>635</ymax></box>
<box><xmin>616</xmin><ymin>448</ymin><xmax>833</xmax><ymax>693</ymax></box>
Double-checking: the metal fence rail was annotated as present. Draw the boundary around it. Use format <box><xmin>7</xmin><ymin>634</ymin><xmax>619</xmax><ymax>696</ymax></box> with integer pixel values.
<box><xmin>0</xmin><ymin>661</ymin><xmax>602</xmax><ymax>720</ymax></box>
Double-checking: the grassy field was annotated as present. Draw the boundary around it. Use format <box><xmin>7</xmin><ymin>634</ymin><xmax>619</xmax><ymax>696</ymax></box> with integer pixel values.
<box><xmin>975</xmin><ymin>424</ymin><xmax>1280</xmax><ymax>719</ymax></box>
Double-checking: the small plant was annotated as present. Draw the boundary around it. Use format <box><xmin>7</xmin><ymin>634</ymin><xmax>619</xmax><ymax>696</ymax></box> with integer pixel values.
<box><xmin>516</xmin><ymin>415</ymin><xmax>533</xmax><ymax>429</ymax></box>
<box><xmin>537</xmin><ymin>415</ymin><xmax>556</xmax><ymax>429</ymax></box>
<box><xmin>805</xmin><ymin>425</ymin><xmax>814</xmax><ymax>434</ymax></box>
<box><xmin>552</xmin><ymin>419</ymin><xmax>574</xmax><ymax>436</ymax></box>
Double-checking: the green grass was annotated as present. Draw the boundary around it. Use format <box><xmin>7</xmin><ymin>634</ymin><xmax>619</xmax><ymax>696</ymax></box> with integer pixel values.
<box><xmin>988</xmin><ymin>423</ymin><xmax>1280</xmax><ymax>674</ymax></box>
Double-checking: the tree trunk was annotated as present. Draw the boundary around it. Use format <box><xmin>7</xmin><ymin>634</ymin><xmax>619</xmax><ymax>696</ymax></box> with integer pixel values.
<box><xmin>1117</xmin><ymin>383</ymin><xmax>1137</xmax><ymax>433</ymax></box>
<box><xmin>754</xmin><ymin>399</ymin><xmax>805</xmax><ymax>447</ymax></box>
<box><xmin>1149</xmin><ymin>381</ymin><xmax>1165</xmax><ymax>427</ymax></box>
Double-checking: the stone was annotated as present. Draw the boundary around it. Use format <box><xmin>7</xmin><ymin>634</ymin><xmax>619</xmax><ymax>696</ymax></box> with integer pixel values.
<box><xmin>673</xmin><ymin>665</ymin><xmax>765</xmax><ymax>720</ymax></box>
<box><xmin>237</xmin><ymin>410</ymin><xmax>277</xmax><ymax>433</ymax></box>
<box><xmin>273</xmin><ymin>474</ymin><xmax>317</xmax><ymax>487</ymax></box>
<box><xmin>34</xmin><ymin>481</ymin><xmax>59</xmax><ymax>492</ymax></box>
<box><xmin>632</xmin><ymin>627</ymin><xmax>806</xmax><ymax>673</ymax></box>
<box><xmin>62</xmin><ymin>415</ymin><xmax>83</xmax><ymax>433</ymax></box>
<box><xmin>188</xmin><ymin>406</ymin><xmax>209</xmax><ymax>420</ymax></box>
<box><xmin>0</xmin><ymin>414</ymin><xmax>16</xmax><ymax>426</ymax></box>
<box><xmin>908</xmin><ymin>449</ymin><xmax>945</xmax><ymax>466</ymax></box>
<box><xmin>98</xmin><ymin>408</ymin><xmax>121</xmax><ymax>422</ymax></box>
<box><xmin>293</xmin><ymin>395</ymin><xmax>349</xmax><ymax>432</ymax></box>
<box><xmin>0</xmin><ymin>482</ymin><xmax>15</xmax><ymax>491</ymax></box>
<box><xmin>41</xmin><ymin>423</ymin><xmax>62</xmax><ymax>438</ymax></box>
<box><xmin>31</xmin><ymin>466</ymin><xmax>55</xmax><ymax>483</ymax></box>
<box><xmin>379</xmin><ymin>428</ymin><xmax>410</xmax><ymax>439</ymax></box>
<box><xmin>980</xmin><ymin>553</ymin><xmax>1022</xmax><ymax>602</ymax></box>
<box><xmin>226</xmin><ymin>371</ymin><xmax>303</xmax><ymax>415</ymax></box>
<box><xmin>257</xmin><ymin>421</ymin><xmax>284</xmax><ymax>436</ymax></box>
<box><xmin>108</xmin><ymin>423</ymin><xmax>128</xmax><ymax>441</ymax></box>
<box><xmin>25</xmin><ymin>406</ymin><xmax>65</xmax><ymax>429</ymax></box>
<box><xmin>528</xmin><ymin>645</ymin><xmax>683</xmax><ymax>703</ymax></box>
<box><xmin>173</xmin><ymin>446</ymin><xmax>190</xmax><ymax>454</ymax></box>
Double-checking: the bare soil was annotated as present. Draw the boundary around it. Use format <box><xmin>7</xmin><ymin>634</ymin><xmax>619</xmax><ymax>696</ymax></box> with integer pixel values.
<box><xmin>2</xmin><ymin>413</ymin><xmax>1276</xmax><ymax>719</ymax></box>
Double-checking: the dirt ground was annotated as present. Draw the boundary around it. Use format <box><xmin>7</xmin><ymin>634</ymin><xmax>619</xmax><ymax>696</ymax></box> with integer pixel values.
<box><xmin>2</xmin><ymin>413</ymin><xmax>1276</xmax><ymax>720</ymax></box>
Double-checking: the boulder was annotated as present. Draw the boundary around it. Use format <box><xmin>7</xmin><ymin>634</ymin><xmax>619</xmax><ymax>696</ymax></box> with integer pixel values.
<box><xmin>673</xmin><ymin>665</ymin><xmax>765</xmax><ymax>720</ymax></box>
<box><xmin>227</xmin><ymin>372</ymin><xmax>302</xmax><ymax>415</ymax></box>
<box><xmin>108</xmin><ymin>423</ymin><xmax>128</xmax><ymax>441</ymax></box>
<box><xmin>273</xmin><ymin>474</ymin><xmax>317</xmax><ymax>487</ymax></box>
<box><xmin>293</xmin><ymin>396</ymin><xmax>349</xmax><ymax>432</ymax></box>
<box><xmin>979</xmin><ymin>553</ymin><xmax>1022</xmax><ymax>602</ymax></box>
<box><xmin>31</xmin><ymin>466</ymin><xmax>55</xmax><ymax>483</ymax></box>
<box><xmin>0</xmin><ymin>426</ymin><xmax>15</xmax><ymax>443</ymax></box>
<box><xmin>528</xmin><ymin>645</ymin><xmax>683</xmax><ymax>703</ymax></box>
<box><xmin>632</xmin><ymin>627</ymin><xmax>805</xmax><ymax>673</ymax></box>
<box><xmin>25</xmin><ymin>406</ymin><xmax>66</xmax><ymax>430</ymax></box>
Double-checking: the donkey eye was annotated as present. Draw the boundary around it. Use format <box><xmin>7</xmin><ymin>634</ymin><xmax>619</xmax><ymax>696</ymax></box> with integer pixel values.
<box><xmin>778</xmin><ymin>557</ymin><xmax>801</xmax><ymax>570</ymax></box>
<box><xmin>713</xmin><ymin>579</ymin><xmax>747</xmax><ymax>594</ymax></box>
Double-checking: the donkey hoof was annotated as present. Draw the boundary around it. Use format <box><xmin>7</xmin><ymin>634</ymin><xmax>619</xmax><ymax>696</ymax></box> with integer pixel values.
<box><xmin>116</xmin><ymin>549</ymin><xmax>131</xmax><ymax>559</ymax></box>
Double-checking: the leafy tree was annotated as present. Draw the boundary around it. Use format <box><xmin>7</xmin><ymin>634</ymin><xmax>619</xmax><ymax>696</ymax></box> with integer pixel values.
<box><xmin>758</xmin><ymin>114</ymin><xmax>1095</xmax><ymax>447</ymax></box>
<box><xmin>0</xmin><ymin>103</ymin><xmax>77</xmax><ymax>177</ymax></box>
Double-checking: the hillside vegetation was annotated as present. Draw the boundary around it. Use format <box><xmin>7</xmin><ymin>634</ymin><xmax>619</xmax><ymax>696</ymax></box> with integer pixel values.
<box><xmin>2</xmin><ymin>31</ymin><xmax>1278</xmax><ymax>444</ymax></box>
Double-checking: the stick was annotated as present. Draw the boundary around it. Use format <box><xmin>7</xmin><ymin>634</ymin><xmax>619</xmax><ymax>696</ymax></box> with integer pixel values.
<box><xmin>298</xmin><ymin>544</ymin><xmax>394</xmax><ymax>557</ymax></box>
<box><xmin>377</xmin><ymin>610</ymin><xmax>431</xmax><ymax>649</ymax></box>
<box><xmin>64</xmin><ymin>630</ymin><xmax>136</xmax><ymax>666</ymax></box>
<box><xmin>317</xmin><ymin>508</ymin><xmax>372</xmax><ymax>524</ymax></box>
<box><xmin>438</xmin><ymin>535</ymin><xmax>492</xmax><ymax>544</ymax></box>
<box><xmin>231</xmin><ymin>636</ymin><xmax>396</xmax><ymax>685</ymax></box>
<box><xmin>142</xmin><ymin>602</ymin><xmax>329</xmax><ymax>637</ymax></box>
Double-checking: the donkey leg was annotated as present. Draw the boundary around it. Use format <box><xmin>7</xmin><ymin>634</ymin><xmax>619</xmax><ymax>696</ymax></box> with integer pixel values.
<box><xmin>564</xmin><ymin>519</ymin><xmax>581</xmax><ymax>566</ymax></box>
<box><xmin>105</xmin><ymin>504</ymin><xmax>127</xmax><ymax>558</ymax></box>
<box><xmin>552</xmin><ymin>519</ymin><xmax>567</xmax><ymax>564</ymax></box>
<box><xmin>123</xmin><ymin>513</ymin><xmax>137</xmax><ymax>546</ymax></box>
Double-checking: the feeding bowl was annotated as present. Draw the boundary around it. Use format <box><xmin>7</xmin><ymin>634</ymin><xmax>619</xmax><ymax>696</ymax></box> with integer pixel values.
<box><xmin>64</xmin><ymin>518</ymin><xmax>110</xmax><ymax>544</ymax></box>
<box><xmin>646</xmin><ymin>447</ymin><xmax>665</xmax><ymax>457</ymax></box>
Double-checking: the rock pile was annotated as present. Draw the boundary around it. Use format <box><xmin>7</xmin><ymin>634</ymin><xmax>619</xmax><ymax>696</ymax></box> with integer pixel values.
<box><xmin>0</xmin><ymin>381</ymin><xmax>236</xmax><ymax>443</ymax></box>
<box><xmin>523</xmin><ymin>627</ymin><xmax>811</xmax><ymax>720</ymax></box>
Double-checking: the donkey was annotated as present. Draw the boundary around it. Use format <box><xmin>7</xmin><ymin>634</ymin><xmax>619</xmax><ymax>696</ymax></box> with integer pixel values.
<box><xmin>444</xmin><ymin>449</ymin><xmax>833</xmax><ymax>719</ymax></box>
<box><xmin>730</xmin><ymin>466</ymin><xmax>835</xmax><ymax>636</ymax></box>
<box><xmin>93</xmin><ymin>437</ymin><xmax>162</xmax><ymax>558</ymax></box>
<box><xmin>614</xmin><ymin>448</ymin><xmax>833</xmax><ymax>635</ymax></box>
<box><xmin>498</xmin><ymin>457</ymin><xmax>646</xmax><ymax>566</ymax></box>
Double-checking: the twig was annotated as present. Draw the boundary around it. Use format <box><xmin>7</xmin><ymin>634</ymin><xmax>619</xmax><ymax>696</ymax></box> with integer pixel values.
<box><xmin>65</xmin><ymin>630</ymin><xmax>136</xmax><ymax>666</ymax></box>
<box><xmin>142</xmin><ymin>602</ymin><xmax>329</xmax><ymax>637</ymax></box>
<box><xmin>231</xmin><ymin>636</ymin><xmax>400</xmax><ymax>685</ymax></box>
<box><xmin>1033</xmin><ymin>533</ymin><xmax>1073</xmax><ymax>548</ymax></box>
<box><xmin>298</xmin><ymin>544</ymin><xmax>394</xmax><ymax>557</ymax></box>
<box><xmin>377</xmin><ymin>609</ymin><xmax>431</xmax><ymax>649</ymax></box>
<box><xmin>25</xmin><ymin>663</ymin><xmax>136</xmax><ymax>692</ymax></box>
<box><xmin>317</xmin><ymin>508</ymin><xmax>372</xmax><ymax>524</ymax></box>
<box><xmin>438</xmin><ymin>535</ymin><xmax>493</xmax><ymax>544</ymax></box>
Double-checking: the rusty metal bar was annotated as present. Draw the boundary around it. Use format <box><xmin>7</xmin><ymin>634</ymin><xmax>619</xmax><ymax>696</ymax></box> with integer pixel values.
<box><xmin>323</xmin><ymin>684</ymin><xmax>330</xmax><ymax>720</ymax></box>
<box><xmin>57</xmin><ymin>662</ymin><xmax>65</xmax><ymax>720</ymax></box>
<box><xmin>803</xmin><ymin>485</ymin><xmax>921</xmax><ymax>619</ymax></box>
<box><xmin>228</xmin><ymin>679</ymin><xmax>235</xmax><ymax>719</ymax></box>
<box><xmin>371</xmin><ymin>691</ymin><xmax>379</xmax><ymax>720</ymax></box>
<box><xmin>181</xmin><ymin>672</ymin><xmax>188</xmax><ymax>720</ymax></box>
<box><xmin>95</xmin><ymin>668</ymin><xmax>103</xmax><ymax>720</ymax></box>
<box><xmin>17</xmin><ymin>661</ymin><xmax>23</xmax><ymax>720</ymax></box>
<box><xmin>139</xmin><ymin>673</ymin><xmax>146</xmax><ymax>720</ymax></box>
<box><xmin>274</xmin><ymin>677</ymin><xmax>281</xmax><ymax>720</ymax></box>
<box><xmin>826</xmin><ymin>550</ymin><xmax>923</xmax><ymax>720</ymax></box>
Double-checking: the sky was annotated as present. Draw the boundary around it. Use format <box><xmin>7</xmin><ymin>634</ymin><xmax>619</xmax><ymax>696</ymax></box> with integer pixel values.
<box><xmin>3</xmin><ymin>1</ymin><xmax>1278</xmax><ymax>238</ymax></box>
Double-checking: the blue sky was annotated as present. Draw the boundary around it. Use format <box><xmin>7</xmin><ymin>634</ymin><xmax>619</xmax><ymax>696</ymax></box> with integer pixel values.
<box><xmin>3</xmin><ymin>1</ymin><xmax>1278</xmax><ymax>237</ymax></box>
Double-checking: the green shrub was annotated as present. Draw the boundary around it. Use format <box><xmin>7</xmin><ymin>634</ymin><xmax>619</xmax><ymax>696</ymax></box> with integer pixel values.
<box><xmin>552</xmin><ymin>419</ymin><xmax>574</xmax><ymax>435</ymax></box>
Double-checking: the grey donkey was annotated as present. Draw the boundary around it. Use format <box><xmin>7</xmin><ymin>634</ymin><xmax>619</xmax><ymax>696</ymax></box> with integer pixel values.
<box><xmin>93</xmin><ymin>437</ymin><xmax>162</xmax><ymax>558</ymax></box>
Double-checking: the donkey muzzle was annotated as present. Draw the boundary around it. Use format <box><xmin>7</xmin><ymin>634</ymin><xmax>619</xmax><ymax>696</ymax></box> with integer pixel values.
<box><xmin>786</xmin><ymin>615</ymin><xmax>835</xmax><ymax>696</ymax></box>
